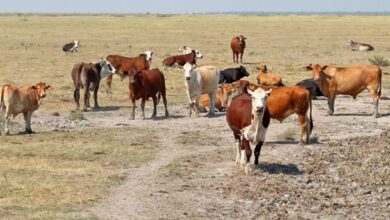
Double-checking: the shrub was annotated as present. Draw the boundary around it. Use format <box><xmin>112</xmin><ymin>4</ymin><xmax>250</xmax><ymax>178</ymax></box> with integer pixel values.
<box><xmin>368</xmin><ymin>56</ymin><xmax>390</xmax><ymax>67</ymax></box>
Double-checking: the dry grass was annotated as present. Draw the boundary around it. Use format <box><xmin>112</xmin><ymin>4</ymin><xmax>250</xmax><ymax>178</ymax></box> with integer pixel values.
<box><xmin>0</xmin><ymin>128</ymin><xmax>157</xmax><ymax>219</ymax></box>
<box><xmin>0</xmin><ymin>14</ymin><xmax>389</xmax><ymax>219</ymax></box>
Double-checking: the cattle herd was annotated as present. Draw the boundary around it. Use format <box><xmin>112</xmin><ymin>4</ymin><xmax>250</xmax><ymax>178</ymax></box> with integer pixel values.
<box><xmin>0</xmin><ymin>35</ymin><xmax>382</xmax><ymax>173</ymax></box>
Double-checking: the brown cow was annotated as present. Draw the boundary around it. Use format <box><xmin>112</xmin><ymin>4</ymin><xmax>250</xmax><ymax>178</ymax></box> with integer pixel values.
<box><xmin>162</xmin><ymin>50</ymin><xmax>203</xmax><ymax>67</ymax></box>
<box><xmin>256</xmin><ymin>64</ymin><xmax>284</xmax><ymax>87</ymax></box>
<box><xmin>106</xmin><ymin>51</ymin><xmax>153</xmax><ymax>94</ymax></box>
<box><xmin>226</xmin><ymin>85</ymin><xmax>272</xmax><ymax>173</ymax></box>
<box><xmin>128</xmin><ymin>68</ymin><xmax>169</xmax><ymax>120</ymax></box>
<box><xmin>305</xmin><ymin>64</ymin><xmax>382</xmax><ymax>117</ymax></box>
<box><xmin>231</xmin><ymin>35</ymin><xmax>246</xmax><ymax>63</ymax></box>
<box><xmin>71</xmin><ymin>58</ymin><xmax>116</xmax><ymax>111</ymax></box>
<box><xmin>198</xmin><ymin>83</ymin><xmax>236</xmax><ymax>112</ymax></box>
<box><xmin>1</xmin><ymin>82</ymin><xmax>52</xmax><ymax>134</ymax></box>
<box><xmin>236</xmin><ymin>80</ymin><xmax>313</xmax><ymax>144</ymax></box>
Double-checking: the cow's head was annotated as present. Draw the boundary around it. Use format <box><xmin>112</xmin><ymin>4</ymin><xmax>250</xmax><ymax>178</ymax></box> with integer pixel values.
<box><xmin>256</xmin><ymin>64</ymin><xmax>268</xmax><ymax>73</ymax></box>
<box><xmin>193</xmin><ymin>50</ymin><xmax>203</xmax><ymax>59</ymax></box>
<box><xmin>143</xmin><ymin>51</ymin><xmax>153</xmax><ymax>63</ymax></box>
<box><xmin>346</xmin><ymin>40</ymin><xmax>354</xmax><ymax>46</ymax></box>
<box><xmin>179</xmin><ymin>46</ymin><xmax>192</xmax><ymax>55</ymax></box>
<box><xmin>238</xmin><ymin>35</ymin><xmax>246</xmax><ymax>45</ymax></box>
<box><xmin>182</xmin><ymin>63</ymin><xmax>197</xmax><ymax>81</ymax></box>
<box><xmin>305</xmin><ymin>64</ymin><xmax>328</xmax><ymax>80</ymax></box>
<box><xmin>99</xmin><ymin>57</ymin><xmax>116</xmax><ymax>79</ymax></box>
<box><xmin>128</xmin><ymin>68</ymin><xmax>138</xmax><ymax>84</ymax></box>
<box><xmin>32</xmin><ymin>82</ymin><xmax>52</xmax><ymax>99</ymax></box>
<box><xmin>74</xmin><ymin>40</ymin><xmax>80</xmax><ymax>47</ymax></box>
<box><xmin>247</xmin><ymin>88</ymin><xmax>272</xmax><ymax>116</ymax></box>
<box><xmin>239</xmin><ymin>65</ymin><xmax>250</xmax><ymax>77</ymax></box>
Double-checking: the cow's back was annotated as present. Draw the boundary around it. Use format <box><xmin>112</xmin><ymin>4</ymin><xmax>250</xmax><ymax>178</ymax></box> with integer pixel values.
<box><xmin>197</xmin><ymin>66</ymin><xmax>219</xmax><ymax>93</ymax></box>
<box><xmin>142</xmin><ymin>69</ymin><xmax>165</xmax><ymax>93</ymax></box>
<box><xmin>329</xmin><ymin>65</ymin><xmax>381</xmax><ymax>95</ymax></box>
<box><xmin>2</xmin><ymin>85</ymin><xmax>38</xmax><ymax>115</ymax></box>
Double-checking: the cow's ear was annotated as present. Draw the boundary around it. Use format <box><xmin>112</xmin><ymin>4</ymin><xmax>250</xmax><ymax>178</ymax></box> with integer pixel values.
<box><xmin>32</xmin><ymin>85</ymin><xmax>37</xmax><ymax>89</ymax></box>
<box><xmin>45</xmin><ymin>85</ymin><xmax>53</xmax><ymax>90</ymax></box>
<box><xmin>305</xmin><ymin>64</ymin><xmax>313</xmax><ymax>71</ymax></box>
<box><xmin>321</xmin><ymin>65</ymin><xmax>328</xmax><ymax>71</ymax></box>
<box><xmin>266</xmin><ymin>89</ymin><xmax>272</xmax><ymax>96</ymax></box>
<box><xmin>192</xmin><ymin>64</ymin><xmax>197</xmax><ymax>69</ymax></box>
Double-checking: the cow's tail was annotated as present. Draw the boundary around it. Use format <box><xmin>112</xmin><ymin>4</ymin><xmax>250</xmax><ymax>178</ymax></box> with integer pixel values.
<box><xmin>76</xmin><ymin>64</ymin><xmax>84</xmax><ymax>89</ymax></box>
<box><xmin>378</xmin><ymin>69</ymin><xmax>382</xmax><ymax>98</ymax></box>
<box><xmin>308</xmin><ymin>95</ymin><xmax>313</xmax><ymax>134</ymax></box>
<box><xmin>0</xmin><ymin>85</ymin><xmax>5</xmax><ymax>116</ymax></box>
<box><xmin>157</xmin><ymin>92</ymin><xmax>162</xmax><ymax>105</ymax></box>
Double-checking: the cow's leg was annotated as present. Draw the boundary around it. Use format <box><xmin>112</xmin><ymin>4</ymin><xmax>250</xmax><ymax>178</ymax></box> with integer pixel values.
<box><xmin>207</xmin><ymin>91</ymin><xmax>216</xmax><ymax>116</ymax></box>
<box><xmin>194</xmin><ymin>95</ymin><xmax>200</xmax><ymax>117</ymax></box>
<box><xmin>234</xmin><ymin>134</ymin><xmax>241</xmax><ymax>166</ymax></box>
<box><xmin>83</xmin><ymin>83</ymin><xmax>90</xmax><ymax>112</ymax></box>
<box><xmin>130</xmin><ymin>97</ymin><xmax>136</xmax><ymax>120</ymax></box>
<box><xmin>327</xmin><ymin>96</ymin><xmax>335</xmax><ymax>115</ymax></box>
<box><xmin>106</xmin><ymin>74</ymin><xmax>113</xmax><ymax>95</ymax></box>
<box><xmin>4</xmin><ymin>108</ymin><xmax>11</xmax><ymax>135</ymax></box>
<box><xmin>73</xmin><ymin>89</ymin><xmax>80</xmax><ymax>110</ymax></box>
<box><xmin>232</xmin><ymin>52</ymin><xmax>236</xmax><ymax>63</ymax></box>
<box><xmin>140</xmin><ymin>98</ymin><xmax>146</xmax><ymax>120</ymax></box>
<box><xmin>240</xmin><ymin>51</ymin><xmax>244</xmax><ymax>64</ymax></box>
<box><xmin>93</xmin><ymin>83</ymin><xmax>100</xmax><ymax>110</ymax></box>
<box><xmin>151</xmin><ymin>95</ymin><xmax>158</xmax><ymax>119</ymax></box>
<box><xmin>298</xmin><ymin>114</ymin><xmax>308</xmax><ymax>145</ymax></box>
<box><xmin>162</xmin><ymin>93</ymin><xmax>169</xmax><ymax>118</ymax></box>
<box><xmin>369</xmin><ymin>88</ymin><xmax>380</xmax><ymax>118</ymax></box>
<box><xmin>187</xmin><ymin>91</ymin><xmax>193</xmax><ymax>117</ymax></box>
<box><xmin>254</xmin><ymin>141</ymin><xmax>263</xmax><ymax>165</ymax></box>
<box><xmin>23</xmin><ymin>111</ymin><xmax>33</xmax><ymax>134</ymax></box>
<box><xmin>241</xmin><ymin>138</ymin><xmax>252</xmax><ymax>174</ymax></box>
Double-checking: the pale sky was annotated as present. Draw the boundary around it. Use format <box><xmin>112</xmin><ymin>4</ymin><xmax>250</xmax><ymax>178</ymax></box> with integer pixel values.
<box><xmin>0</xmin><ymin>0</ymin><xmax>389</xmax><ymax>14</ymax></box>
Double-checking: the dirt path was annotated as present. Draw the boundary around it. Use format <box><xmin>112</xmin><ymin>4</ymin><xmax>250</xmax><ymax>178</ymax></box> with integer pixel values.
<box><xmin>5</xmin><ymin>91</ymin><xmax>390</xmax><ymax>219</ymax></box>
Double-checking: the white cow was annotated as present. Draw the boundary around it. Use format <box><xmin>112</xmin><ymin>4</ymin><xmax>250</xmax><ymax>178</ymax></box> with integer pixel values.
<box><xmin>181</xmin><ymin>63</ymin><xmax>220</xmax><ymax>117</ymax></box>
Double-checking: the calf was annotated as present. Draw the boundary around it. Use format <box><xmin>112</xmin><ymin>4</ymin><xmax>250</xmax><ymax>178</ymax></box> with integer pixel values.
<box><xmin>71</xmin><ymin>58</ymin><xmax>116</xmax><ymax>111</ymax></box>
<box><xmin>231</xmin><ymin>35</ymin><xmax>246</xmax><ymax>63</ymax></box>
<box><xmin>347</xmin><ymin>40</ymin><xmax>374</xmax><ymax>51</ymax></box>
<box><xmin>1</xmin><ymin>82</ymin><xmax>52</xmax><ymax>134</ymax></box>
<box><xmin>128</xmin><ymin>68</ymin><xmax>169</xmax><ymax>120</ymax></box>
<box><xmin>256</xmin><ymin>64</ymin><xmax>284</xmax><ymax>87</ymax></box>
<box><xmin>296</xmin><ymin>78</ymin><xmax>324</xmax><ymax>99</ymax></box>
<box><xmin>226</xmin><ymin>85</ymin><xmax>272</xmax><ymax>173</ymax></box>
<box><xmin>181</xmin><ymin>63</ymin><xmax>219</xmax><ymax>117</ymax></box>
<box><xmin>305</xmin><ymin>64</ymin><xmax>382</xmax><ymax>117</ymax></box>
<box><xmin>63</xmin><ymin>40</ymin><xmax>79</xmax><ymax>53</ymax></box>
<box><xmin>236</xmin><ymin>80</ymin><xmax>313</xmax><ymax>144</ymax></box>
<box><xmin>198</xmin><ymin>83</ymin><xmax>236</xmax><ymax>112</ymax></box>
<box><xmin>163</xmin><ymin>50</ymin><xmax>203</xmax><ymax>67</ymax></box>
<box><xmin>219</xmin><ymin>65</ymin><xmax>250</xmax><ymax>83</ymax></box>
<box><xmin>105</xmin><ymin>51</ymin><xmax>153</xmax><ymax>94</ymax></box>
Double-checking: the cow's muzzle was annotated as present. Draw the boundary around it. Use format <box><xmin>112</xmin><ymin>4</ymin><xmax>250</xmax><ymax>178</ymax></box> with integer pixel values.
<box><xmin>255</xmin><ymin>107</ymin><xmax>264</xmax><ymax>114</ymax></box>
<box><xmin>186</xmin><ymin>77</ymin><xmax>191</xmax><ymax>81</ymax></box>
<box><xmin>40</xmin><ymin>94</ymin><xmax>46</xmax><ymax>98</ymax></box>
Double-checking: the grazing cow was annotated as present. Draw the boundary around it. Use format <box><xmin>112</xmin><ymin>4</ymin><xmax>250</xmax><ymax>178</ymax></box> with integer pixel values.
<box><xmin>105</xmin><ymin>51</ymin><xmax>153</xmax><ymax>94</ymax></box>
<box><xmin>219</xmin><ymin>65</ymin><xmax>250</xmax><ymax>83</ymax></box>
<box><xmin>236</xmin><ymin>80</ymin><xmax>313</xmax><ymax>144</ymax></box>
<box><xmin>63</xmin><ymin>40</ymin><xmax>79</xmax><ymax>53</ymax></box>
<box><xmin>226</xmin><ymin>85</ymin><xmax>272</xmax><ymax>172</ymax></box>
<box><xmin>198</xmin><ymin>83</ymin><xmax>236</xmax><ymax>112</ymax></box>
<box><xmin>347</xmin><ymin>40</ymin><xmax>374</xmax><ymax>51</ymax></box>
<box><xmin>231</xmin><ymin>35</ymin><xmax>246</xmax><ymax>63</ymax></box>
<box><xmin>256</xmin><ymin>64</ymin><xmax>284</xmax><ymax>87</ymax></box>
<box><xmin>163</xmin><ymin>50</ymin><xmax>203</xmax><ymax>67</ymax></box>
<box><xmin>296</xmin><ymin>78</ymin><xmax>324</xmax><ymax>99</ymax></box>
<box><xmin>1</xmin><ymin>82</ymin><xmax>52</xmax><ymax>134</ymax></box>
<box><xmin>128</xmin><ymin>68</ymin><xmax>169</xmax><ymax>120</ymax></box>
<box><xmin>305</xmin><ymin>64</ymin><xmax>382</xmax><ymax>117</ymax></box>
<box><xmin>181</xmin><ymin>63</ymin><xmax>220</xmax><ymax>117</ymax></box>
<box><xmin>71</xmin><ymin>58</ymin><xmax>116</xmax><ymax>111</ymax></box>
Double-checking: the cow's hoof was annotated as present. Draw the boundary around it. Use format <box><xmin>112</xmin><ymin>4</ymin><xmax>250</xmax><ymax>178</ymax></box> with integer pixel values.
<box><xmin>244</xmin><ymin>164</ymin><xmax>252</xmax><ymax>174</ymax></box>
<box><xmin>81</xmin><ymin>109</ymin><xmax>87</xmax><ymax>112</ymax></box>
<box><xmin>26</xmin><ymin>129</ymin><xmax>33</xmax><ymax>134</ymax></box>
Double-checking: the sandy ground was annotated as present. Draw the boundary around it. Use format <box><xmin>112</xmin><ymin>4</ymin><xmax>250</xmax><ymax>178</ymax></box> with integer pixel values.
<box><xmin>3</xmin><ymin>90</ymin><xmax>390</xmax><ymax>219</ymax></box>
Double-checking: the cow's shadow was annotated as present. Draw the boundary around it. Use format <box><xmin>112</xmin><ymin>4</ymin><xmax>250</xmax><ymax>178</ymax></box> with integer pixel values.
<box><xmin>332</xmin><ymin>112</ymin><xmax>374</xmax><ymax>117</ymax></box>
<box><xmin>93</xmin><ymin>106</ymin><xmax>122</xmax><ymax>112</ymax></box>
<box><xmin>254</xmin><ymin>162</ymin><xmax>303</xmax><ymax>175</ymax></box>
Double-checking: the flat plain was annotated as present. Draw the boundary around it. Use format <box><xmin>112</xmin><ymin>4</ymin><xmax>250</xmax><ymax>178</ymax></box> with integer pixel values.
<box><xmin>0</xmin><ymin>15</ymin><xmax>389</xmax><ymax>219</ymax></box>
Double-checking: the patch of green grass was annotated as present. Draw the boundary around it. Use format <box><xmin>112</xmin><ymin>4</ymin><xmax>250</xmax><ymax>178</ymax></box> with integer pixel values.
<box><xmin>0</xmin><ymin>128</ymin><xmax>157</xmax><ymax>219</ymax></box>
<box><xmin>68</xmin><ymin>111</ymin><xmax>87</xmax><ymax>121</ymax></box>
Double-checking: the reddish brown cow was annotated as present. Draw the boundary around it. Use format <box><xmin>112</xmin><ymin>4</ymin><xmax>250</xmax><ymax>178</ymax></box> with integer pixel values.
<box><xmin>128</xmin><ymin>68</ymin><xmax>169</xmax><ymax>120</ymax></box>
<box><xmin>162</xmin><ymin>50</ymin><xmax>203</xmax><ymax>67</ymax></box>
<box><xmin>226</xmin><ymin>84</ymin><xmax>272</xmax><ymax>173</ymax></box>
<box><xmin>235</xmin><ymin>80</ymin><xmax>313</xmax><ymax>144</ymax></box>
<box><xmin>231</xmin><ymin>35</ymin><xmax>246</xmax><ymax>63</ymax></box>
<box><xmin>105</xmin><ymin>51</ymin><xmax>153</xmax><ymax>94</ymax></box>
<box><xmin>305</xmin><ymin>64</ymin><xmax>382</xmax><ymax>117</ymax></box>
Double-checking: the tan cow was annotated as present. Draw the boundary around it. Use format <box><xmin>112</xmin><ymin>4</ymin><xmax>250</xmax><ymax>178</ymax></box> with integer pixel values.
<box><xmin>305</xmin><ymin>64</ymin><xmax>382</xmax><ymax>117</ymax></box>
<box><xmin>0</xmin><ymin>82</ymin><xmax>52</xmax><ymax>134</ymax></box>
<box><xmin>198</xmin><ymin>83</ymin><xmax>236</xmax><ymax>112</ymax></box>
<box><xmin>256</xmin><ymin>64</ymin><xmax>284</xmax><ymax>87</ymax></box>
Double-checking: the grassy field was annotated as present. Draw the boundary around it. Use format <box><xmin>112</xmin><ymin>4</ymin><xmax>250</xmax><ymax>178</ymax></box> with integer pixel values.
<box><xmin>0</xmin><ymin>14</ymin><xmax>389</xmax><ymax>219</ymax></box>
